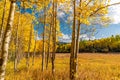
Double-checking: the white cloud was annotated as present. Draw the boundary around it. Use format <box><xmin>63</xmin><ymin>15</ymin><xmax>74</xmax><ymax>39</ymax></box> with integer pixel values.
<box><xmin>110</xmin><ymin>0</ymin><xmax>120</xmax><ymax>4</ymax></box>
<box><xmin>59</xmin><ymin>34</ymin><xmax>72</xmax><ymax>43</ymax></box>
<box><xmin>59</xmin><ymin>33</ymin><xmax>95</xmax><ymax>43</ymax></box>
<box><xmin>80</xmin><ymin>34</ymin><xmax>95</xmax><ymax>41</ymax></box>
<box><xmin>57</xmin><ymin>11</ymin><xmax>65</xmax><ymax>18</ymax></box>
<box><xmin>36</xmin><ymin>36</ymin><xmax>42</xmax><ymax>40</ymax></box>
<box><xmin>109</xmin><ymin>0</ymin><xmax>120</xmax><ymax>24</ymax></box>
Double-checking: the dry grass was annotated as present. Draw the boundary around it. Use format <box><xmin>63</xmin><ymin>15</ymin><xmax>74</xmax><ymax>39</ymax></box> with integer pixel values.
<box><xmin>5</xmin><ymin>53</ymin><xmax>120</xmax><ymax>80</ymax></box>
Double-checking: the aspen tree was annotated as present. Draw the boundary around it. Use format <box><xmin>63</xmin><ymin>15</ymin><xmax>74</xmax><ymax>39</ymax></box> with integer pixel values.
<box><xmin>14</xmin><ymin>11</ymin><xmax>20</xmax><ymax>71</ymax></box>
<box><xmin>0</xmin><ymin>0</ymin><xmax>7</xmax><ymax>54</ymax></box>
<box><xmin>32</xmin><ymin>31</ymin><xmax>37</xmax><ymax>65</ymax></box>
<box><xmin>0</xmin><ymin>0</ymin><xmax>16</xmax><ymax>80</ymax></box>
<box><xmin>70</xmin><ymin>0</ymin><xmax>76</xmax><ymax>79</ymax></box>
<box><xmin>42</xmin><ymin>0</ymin><xmax>47</xmax><ymax>71</ymax></box>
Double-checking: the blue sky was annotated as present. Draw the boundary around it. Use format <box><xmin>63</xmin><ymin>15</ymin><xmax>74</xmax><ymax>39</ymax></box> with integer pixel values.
<box><xmin>95</xmin><ymin>23</ymin><xmax>120</xmax><ymax>39</ymax></box>
<box><xmin>95</xmin><ymin>0</ymin><xmax>120</xmax><ymax>39</ymax></box>
<box><xmin>19</xmin><ymin>0</ymin><xmax>120</xmax><ymax>42</ymax></box>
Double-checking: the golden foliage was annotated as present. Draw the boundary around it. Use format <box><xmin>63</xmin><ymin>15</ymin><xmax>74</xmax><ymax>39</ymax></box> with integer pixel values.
<box><xmin>10</xmin><ymin>12</ymin><xmax>35</xmax><ymax>53</ymax></box>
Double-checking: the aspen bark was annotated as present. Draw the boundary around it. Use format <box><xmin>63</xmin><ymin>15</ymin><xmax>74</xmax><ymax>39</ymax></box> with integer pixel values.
<box><xmin>32</xmin><ymin>33</ymin><xmax>37</xmax><ymax>65</ymax></box>
<box><xmin>26</xmin><ymin>24</ymin><xmax>33</xmax><ymax>68</ymax></box>
<box><xmin>74</xmin><ymin>0</ymin><xmax>82</xmax><ymax>77</ymax></box>
<box><xmin>14</xmin><ymin>13</ymin><xmax>20</xmax><ymax>71</ymax></box>
<box><xmin>74</xmin><ymin>22</ymin><xmax>81</xmax><ymax>77</ymax></box>
<box><xmin>70</xmin><ymin>0</ymin><xmax>76</xmax><ymax>80</ymax></box>
<box><xmin>42</xmin><ymin>1</ymin><xmax>46</xmax><ymax>71</ymax></box>
<box><xmin>0</xmin><ymin>0</ymin><xmax>7</xmax><ymax>54</ymax></box>
<box><xmin>46</xmin><ymin>23</ymin><xmax>52</xmax><ymax>69</ymax></box>
<box><xmin>51</xmin><ymin>0</ymin><xmax>57</xmax><ymax>75</ymax></box>
<box><xmin>0</xmin><ymin>1</ymin><xmax>16</xmax><ymax>80</ymax></box>
<box><xmin>51</xmin><ymin>1</ymin><xmax>55</xmax><ymax>74</ymax></box>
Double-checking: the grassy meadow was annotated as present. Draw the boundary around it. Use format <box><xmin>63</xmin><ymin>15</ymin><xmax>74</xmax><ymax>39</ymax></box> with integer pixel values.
<box><xmin>6</xmin><ymin>53</ymin><xmax>120</xmax><ymax>80</ymax></box>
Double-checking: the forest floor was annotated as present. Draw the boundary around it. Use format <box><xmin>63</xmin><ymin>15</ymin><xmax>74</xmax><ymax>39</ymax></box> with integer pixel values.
<box><xmin>5</xmin><ymin>53</ymin><xmax>120</xmax><ymax>80</ymax></box>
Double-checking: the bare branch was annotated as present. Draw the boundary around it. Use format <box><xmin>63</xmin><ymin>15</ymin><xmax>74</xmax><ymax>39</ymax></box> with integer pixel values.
<box><xmin>90</xmin><ymin>2</ymin><xmax>120</xmax><ymax>17</ymax></box>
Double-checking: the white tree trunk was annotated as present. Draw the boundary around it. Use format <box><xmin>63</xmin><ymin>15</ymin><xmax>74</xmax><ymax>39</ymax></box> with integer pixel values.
<box><xmin>0</xmin><ymin>1</ymin><xmax>16</xmax><ymax>80</ymax></box>
<box><xmin>0</xmin><ymin>0</ymin><xmax>7</xmax><ymax>54</ymax></box>
<box><xmin>46</xmin><ymin>23</ymin><xmax>52</xmax><ymax>69</ymax></box>
<box><xmin>14</xmin><ymin>12</ymin><xmax>20</xmax><ymax>72</ymax></box>
<box><xmin>42</xmin><ymin>1</ymin><xmax>46</xmax><ymax>71</ymax></box>
<box><xmin>26</xmin><ymin>24</ymin><xmax>33</xmax><ymax>68</ymax></box>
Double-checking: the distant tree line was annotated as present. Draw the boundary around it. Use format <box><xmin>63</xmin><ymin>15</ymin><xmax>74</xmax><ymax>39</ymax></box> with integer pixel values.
<box><xmin>56</xmin><ymin>35</ymin><xmax>120</xmax><ymax>53</ymax></box>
